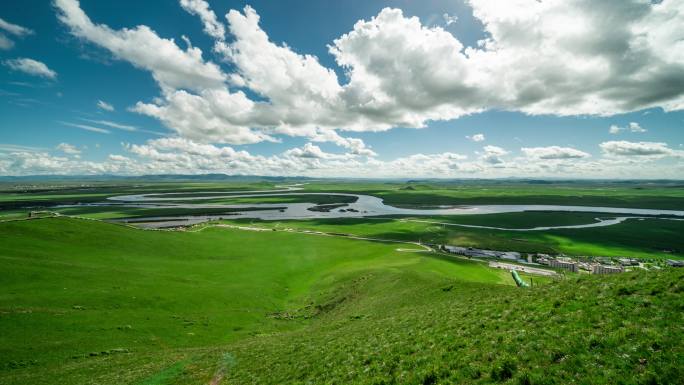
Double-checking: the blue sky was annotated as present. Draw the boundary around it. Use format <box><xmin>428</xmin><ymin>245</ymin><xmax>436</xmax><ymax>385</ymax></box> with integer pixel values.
<box><xmin>1</xmin><ymin>0</ymin><xmax>683</xmax><ymax>177</ymax></box>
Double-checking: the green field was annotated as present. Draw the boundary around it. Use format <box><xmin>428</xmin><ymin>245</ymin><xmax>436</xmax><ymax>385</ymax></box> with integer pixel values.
<box><xmin>2</xmin><ymin>180</ymin><xmax>683</xmax><ymax>260</ymax></box>
<box><xmin>2</xmin><ymin>179</ymin><xmax>684</xmax><ymax>209</ymax></box>
<box><xmin>0</xmin><ymin>217</ymin><xmax>510</xmax><ymax>384</ymax></box>
<box><xmin>219</xmin><ymin>214</ymin><xmax>684</xmax><ymax>259</ymax></box>
<box><xmin>0</xmin><ymin>217</ymin><xmax>682</xmax><ymax>384</ymax></box>
<box><xmin>302</xmin><ymin>180</ymin><xmax>684</xmax><ymax>210</ymax></box>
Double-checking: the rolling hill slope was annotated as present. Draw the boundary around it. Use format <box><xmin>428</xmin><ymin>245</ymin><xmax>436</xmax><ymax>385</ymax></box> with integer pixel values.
<box><xmin>0</xmin><ymin>217</ymin><xmax>681</xmax><ymax>384</ymax></box>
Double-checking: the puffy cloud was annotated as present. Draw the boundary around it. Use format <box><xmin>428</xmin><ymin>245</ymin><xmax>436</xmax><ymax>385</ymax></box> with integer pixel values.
<box><xmin>179</xmin><ymin>0</ymin><xmax>225</xmax><ymax>40</ymax></box>
<box><xmin>330</xmin><ymin>8</ymin><xmax>482</xmax><ymax>129</ymax></box>
<box><xmin>52</xmin><ymin>1</ymin><xmax>684</xmax><ymax>151</ymax></box>
<box><xmin>467</xmin><ymin>133</ymin><xmax>485</xmax><ymax>142</ymax></box>
<box><xmin>130</xmin><ymin>89</ymin><xmax>270</xmax><ymax>144</ymax></box>
<box><xmin>122</xmin><ymin>138</ymin><xmax>463</xmax><ymax>177</ymax></box>
<box><xmin>0</xmin><ymin>17</ymin><xmax>34</xmax><ymax>37</ymax></box>
<box><xmin>600</xmin><ymin>140</ymin><xmax>682</xmax><ymax>157</ymax></box>
<box><xmin>56</xmin><ymin>142</ymin><xmax>81</xmax><ymax>155</ymax></box>
<box><xmin>481</xmin><ymin>145</ymin><xmax>508</xmax><ymax>164</ymax></box>
<box><xmin>342</xmin><ymin>137</ymin><xmax>376</xmax><ymax>157</ymax></box>
<box><xmin>468</xmin><ymin>0</ymin><xmax>684</xmax><ymax>114</ymax></box>
<box><xmin>108</xmin><ymin>154</ymin><xmax>131</xmax><ymax>162</ymax></box>
<box><xmin>96</xmin><ymin>100</ymin><xmax>114</xmax><ymax>111</ymax></box>
<box><xmin>629</xmin><ymin>123</ymin><xmax>646</xmax><ymax>133</ymax></box>
<box><xmin>0</xmin><ymin>151</ymin><xmax>130</xmax><ymax>175</ymax></box>
<box><xmin>54</xmin><ymin>0</ymin><xmax>226</xmax><ymax>91</ymax></box>
<box><xmin>329</xmin><ymin>1</ymin><xmax>684</xmax><ymax>125</ymax></box>
<box><xmin>375</xmin><ymin>152</ymin><xmax>469</xmax><ymax>175</ymax></box>
<box><xmin>4</xmin><ymin>58</ymin><xmax>57</xmax><ymax>79</ymax></box>
<box><xmin>283</xmin><ymin>143</ymin><xmax>332</xmax><ymax>159</ymax></box>
<box><xmin>443</xmin><ymin>13</ymin><xmax>458</xmax><ymax>26</ymax></box>
<box><xmin>609</xmin><ymin>122</ymin><xmax>647</xmax><ymax>134</ymax></box>
<box><xmin>281</xmin><ymin>142</ymin><xmax>368</xmax><ymax>160</ymax></box>
<box><xmin>303</xmin><ymin>129</ymin><xmax>376</xmax><ymax>156</ymax></box>
<box><xmin>1</xmin><ymin>137</ymin><xmax>682</xmax><ymax>178</ymax></box>
<box><xmin>522</xmin><ymin>146</ymin><xmax>590</xmax><ymax>160</ymax></box>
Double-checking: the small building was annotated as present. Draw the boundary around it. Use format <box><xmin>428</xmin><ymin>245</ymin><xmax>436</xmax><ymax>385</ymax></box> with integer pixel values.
<box><xmin>618</xmin><ymin>258</ymin><xmax>639</xmax><ymax>266</ymax></box>
<box><xmin>592</xmin><ymin>264</ymin><xmax>624</xmax><ymax>275</ymax></box>
<box><xmin>500</xmin><ymin>251</ymin><xmax>522</xmax><ymax>261</ymax></box>
<box><xmin>666</xmin><ymin>259</ymin><xmax>684</xmax><ymax>268</ymax></box>
<box><xmin>443</xmin><ymin>245</ymin><xmax>467</xmax><ymax>254</ymax></box>
<box><xmin>548</xmin><ymin>259</ymin><xmax>578</xmax><ymax>273</ymax></box>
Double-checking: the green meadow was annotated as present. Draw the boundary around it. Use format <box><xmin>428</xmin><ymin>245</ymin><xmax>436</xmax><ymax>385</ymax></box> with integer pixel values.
<box><xmin>0</xmin><ymin>217</ymin><xmax>508</xmax><ymax>384</ymax></box>
<box><xmin>0</xmin><ymin>217</ymin><xmax>682</xmax><ymax>384</ymax></box>
<box><xmin>303</xmin><ymin>180</ymin><xmax>684</xmax><ymax>210</ymax></box>
<box><xmin>3</xmin><ymin>180</ymin><xmax>683</xmax><ymax>260</ymax></box>
<box><xmin>220</xmin><ymin>214</ymin><xmax>684</xmax><ymax>259</ymax></box>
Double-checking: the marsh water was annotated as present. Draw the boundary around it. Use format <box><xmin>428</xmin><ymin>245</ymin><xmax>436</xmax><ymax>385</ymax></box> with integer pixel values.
<box><xmin>74</xmin><ymin>185</ymin><xmax>684</xmax><ymax>229</ymax></box>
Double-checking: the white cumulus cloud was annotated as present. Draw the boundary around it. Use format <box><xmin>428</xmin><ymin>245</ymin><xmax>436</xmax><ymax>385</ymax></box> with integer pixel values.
<box><xmin>609</xmin><ymin>122</ymin><xmax>647</xmax><ymax>134</ymax></box>
<box><xmin>467</xmin><ymin>134</ymin><xmax>485</xmax><ymax>142</ymax></box>
<box><xmin>55</xmin><ymin>0</ymin><xmax>226</xmax><ymax>91</ymax></box>
<box><xmin>56</xmin><ymin>142</ymin><xmax>81</xmax><ymax>155</ymax></box>
<box><xmin>600</xmin><ymin>141</ymin><xmax>682</xmax><ymax>157</ymax></box>
<box><xmin>179</xmin><ymin>0</ymin><xmax>225</xmax><ymax>40</ymax></box>
<box><xmin>51</xmin><ymin>1</ymin><xmax>684</xmax><ymax>148</ymax></box>
<box><xmin>481</xmin><ymin>145</ymin><xmax>508</xmax><ymax>164</ymax></box>
<box><xmin>443</xmin><ymin>13</ymin><xmax>458</xmax><ymax>26</ymax></box>
<box><xmin>522</xmin><ymin>146</ymin><xmax>590</xmax><ymax>159</ymax></box>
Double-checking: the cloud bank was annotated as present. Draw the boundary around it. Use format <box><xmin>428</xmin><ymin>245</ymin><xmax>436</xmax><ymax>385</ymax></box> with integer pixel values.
<box><xmin>9</xmin><ymin>0</ymin><xmax>674</xmax><ymax>179</ymax></box>
<box><xmin>53</xmin><ymin>0</ymin><xmax>684</xmax><ymax>148</ymax></box>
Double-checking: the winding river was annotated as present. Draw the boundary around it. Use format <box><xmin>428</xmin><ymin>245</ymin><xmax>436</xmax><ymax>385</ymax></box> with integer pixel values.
<box><xmin>85</xmin><ymin>185</ymin><xmax>684</xmax><ymax>229</ymax></box>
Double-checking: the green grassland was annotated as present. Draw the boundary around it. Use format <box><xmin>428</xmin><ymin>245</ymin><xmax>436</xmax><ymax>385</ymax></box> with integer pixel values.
<box><xmin>221</xmin><ymin>268</ymin><xmax>683</xmax><ymax>385</ymax></box>
<box><xmin>221</xmin><ymin>214</ymin><xmax>684</xmax><ymax>259</ymax></box>
<box><xmin>302</xmin><ymin>180</ymin><xmax>684</xmax><ymax>210</ymax></box>
<box><xmin>0</xmin><ymin>182</ymin><xmax>277</xmax><ymax>209</ymax></box>
<box><xmin>0</xmin><ymin>206</ymin><xmax>286</xmax><ymax>221</ymax></box>
<box><xmin>0</xmin><ymin>217</ymin><xmax>508</xmax><ymax>384</ymax></box>
<box><xmin>2</xmin><ymin>180</ymin><xmax>683</xmax><ymax>261</ymax></box>
<box><xmin>0</xmin><ymin>217</ymin><xmax>682</xmax><ymax>384</ymax></box>
<box><xmin>2</xmin><ymin>179</ymin><xmax>684</xmax><ymax>209</ymax></box>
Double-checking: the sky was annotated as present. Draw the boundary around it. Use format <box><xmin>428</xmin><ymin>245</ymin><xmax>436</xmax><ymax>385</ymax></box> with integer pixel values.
<box><xmin>0</xmin><ymin>0</ymin><xmax>683</xmax><ymax>178</ymax></box>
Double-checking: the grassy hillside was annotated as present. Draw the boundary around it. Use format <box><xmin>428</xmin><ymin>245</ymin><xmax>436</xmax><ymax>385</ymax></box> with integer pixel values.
<box><xmin>0</xmin><ymin>217</ymin><xmax>682</xmax><ymax>384</ymax></box>
<box><xmin>0</xmin><ymin>217</ymin><xmax>507</xmax><ymax>384</ymax></box>
<box><xmin>220</xmin><ymin>268</ymin><xmax>683</xmax><ymax>385</ymax></box>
